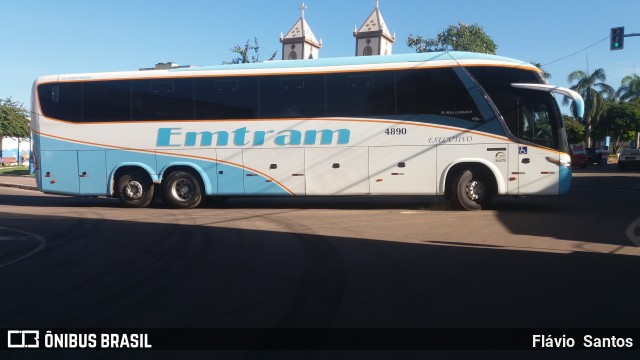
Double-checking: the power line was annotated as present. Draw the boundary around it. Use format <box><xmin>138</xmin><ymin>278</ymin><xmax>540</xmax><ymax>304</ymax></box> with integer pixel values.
<box><xmin>542</xmin><ymin>36</ymin><xmax>609</xmax><ymax>67</ymax></box>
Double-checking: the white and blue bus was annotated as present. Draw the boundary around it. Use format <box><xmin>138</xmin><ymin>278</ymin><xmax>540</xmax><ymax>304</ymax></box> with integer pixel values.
<box><xmin>31</xmin><ymin>52</ymin><xmax>584</xmax><ymax>210</ymax></box>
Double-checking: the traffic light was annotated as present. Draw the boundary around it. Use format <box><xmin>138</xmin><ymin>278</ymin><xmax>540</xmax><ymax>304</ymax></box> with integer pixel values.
<box><xmin>610</xmin><ymin>27</ymin><xmax>625</xmax><ymax>50</ymax></box>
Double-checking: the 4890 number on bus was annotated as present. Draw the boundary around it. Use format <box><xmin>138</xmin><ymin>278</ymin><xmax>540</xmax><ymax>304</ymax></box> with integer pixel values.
<box><xmin>385</xmin><ymin>128</ymin><xmax>407</xmax><ymax>135</ymax></box>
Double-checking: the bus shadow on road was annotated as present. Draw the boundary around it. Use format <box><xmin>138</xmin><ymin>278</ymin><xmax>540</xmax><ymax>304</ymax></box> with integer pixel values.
<box><xmin>491</xmin><ymin>173</ymin><xmax>640</xmax><ymax>248</ymax></box>
<box><xmin>1</xmin><ymin>210</ymin><xmax>639</xmax><ymax>332</ymax></box>
<box><xmin>0</xmin><ymin>192</ymin><xmax>454</xmax><ymax>211</ymax></box>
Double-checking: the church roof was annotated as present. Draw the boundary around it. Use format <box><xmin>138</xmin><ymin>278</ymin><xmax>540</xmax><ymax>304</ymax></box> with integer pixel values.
<box><xmin>281</xmin><ymin>13</ymin><xmax>321</xmax><ymax>47</ymax></box>
<box><xmin>355</xmin><ymin>2</ymin><xmax>394</xmax><ymax>41</ymax></box>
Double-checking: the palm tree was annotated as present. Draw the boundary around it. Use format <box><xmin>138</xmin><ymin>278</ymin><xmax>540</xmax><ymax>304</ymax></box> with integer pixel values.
<box><xmin>617</xmin><ymin>74</ymin><xmax>640</xmax><ymax>103</ymax></box>
<box><xmin>530</xmin><ymin>62</ymin><xmax>551</xmax><ymax>81</ymax></box>
<box><xmin>564</xmin><ymin>68</ymin><xmax>615</xmax><ymax>147</ymax></box>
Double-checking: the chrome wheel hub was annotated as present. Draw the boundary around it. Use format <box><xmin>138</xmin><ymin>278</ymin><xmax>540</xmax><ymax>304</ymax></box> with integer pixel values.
<box><xmin>173</xmin><ymin>179</ymin><xmax>193</xmax><ymax>200</ymax></box>
<box><xmin>466</xmin><ymin>180</ymin><xmax>485</xmax><ymax>201</ymax></box>
<box><xmin>124</xmin><ymin>181</ymin><xmax>144</xmax><ymax>200</ymax></box>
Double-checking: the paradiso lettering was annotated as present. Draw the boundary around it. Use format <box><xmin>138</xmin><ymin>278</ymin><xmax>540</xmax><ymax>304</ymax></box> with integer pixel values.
<box><xmin>157</xmin><ymin>127</ymin><xmax>351</xmax><ymax>147</ymax></box>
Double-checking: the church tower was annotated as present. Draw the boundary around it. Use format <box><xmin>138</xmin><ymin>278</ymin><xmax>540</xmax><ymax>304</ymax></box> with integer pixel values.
<box><xmin>280</xmin><ymin>3</ymin><xmax>322</xmax><ymax>60</ymax></box>
<box><xmin>354</xmin><ymin>1</ymin><xmax>395</xmax><ymax>56</ymax></box>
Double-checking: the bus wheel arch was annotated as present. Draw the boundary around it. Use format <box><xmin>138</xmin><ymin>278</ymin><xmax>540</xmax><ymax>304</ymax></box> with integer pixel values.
<box><xmin>445</xmin><ymin>163</ymin><xmax>497</xmax><ymax>211</ymax></box>
<box><xmin>114</xmin><ymin>166</ymin><xmax>155</xmax><ymax>208</ymax></box>
<box><xmin>161</xmin><ymin>166</ymin><xmax>205</xmax><ymax>209</ymax></box>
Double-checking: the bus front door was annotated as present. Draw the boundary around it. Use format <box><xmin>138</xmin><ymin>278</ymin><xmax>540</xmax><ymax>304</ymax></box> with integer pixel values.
<box><xmin>517</xmin><ymin>144</ymin><xmax>559</xmax><ymax>195</ymax></box>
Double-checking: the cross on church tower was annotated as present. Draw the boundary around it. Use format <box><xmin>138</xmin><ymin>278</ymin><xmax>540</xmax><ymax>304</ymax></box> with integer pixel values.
<box><xmin>299</xmin><ymin>3</ymin><xmax>307</xmax><ymax>18</ymax></box>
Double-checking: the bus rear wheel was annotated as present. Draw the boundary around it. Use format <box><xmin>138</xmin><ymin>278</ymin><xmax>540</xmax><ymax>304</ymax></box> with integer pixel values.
<box><xmin>162</xmin><ymin>170</ymin><xmax>203</xmax><ymax>209</ymax></box>
<box><xmin>450</xmin><ymin>168</ymin><xmax>494</xmax><ymax>211</ymax></box>
<box><xmin>117</xmin><ymin>170</ymin><xmax>155</xmax><ymax>208</ymax></box>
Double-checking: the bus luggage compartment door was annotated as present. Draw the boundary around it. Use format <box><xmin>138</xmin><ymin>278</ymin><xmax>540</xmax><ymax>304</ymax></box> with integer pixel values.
<box><xmin>305</xmin><ymin>147</ymin><xmax>369</xmax><ymax>195</ymax></box>
<box><xmin>40</xmin><ymin>150</ymin><xmax>80</xmax><ymax>195</ymax></box>
<box><xmin>78</xmin><ymin>150</ymin><xmax>107</xmax><ymax>195</ymax></box>
<box><xmin>243</xmin><ymin>148</ymin><xmax>305</xmax><ymax>196</ymax></box>
<box><xmin>216</xmin><ymin>149</ymin><xmax>245</xmax><ymax>195</ymax></box>
<box><xmin>369</xmin><ymin>146</ymin><xmax>436</xmax><ymax>195</ymax></box>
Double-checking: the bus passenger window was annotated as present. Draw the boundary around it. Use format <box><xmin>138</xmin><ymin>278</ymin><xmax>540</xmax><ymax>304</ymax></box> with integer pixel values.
<box><xmin>151</xmin><ymin>82</ymin><xmax>175</xmax><ymax>95</ymax></box>
<box><xmin>260</xmin><ymin>75</ymin><xmax>325</xmax><ymax>118</ymax></box>
<box><xmin>83</xmin><ymin>80</ymin><xmax>131</xmax><ymax>122</ymax></box>
<box><xmin>195</xmin><ymin>77</ymin><xmax>259</xmax><ymax>120</ymax></box>
<box><xmin>51</xmin><ymin>86</ymin><xmax>60</xmax><ymax>102</ymax></box>
<box><xmin>349</xmin><ymin>75</ymin><xmax>373</xmax><ymax>88</ymax></box>
<box><xmin>37</xmin><ymin>82</ymin><xmax>82</xmax><ymax>122</ymax></box>
<box><xmin>396</xmin><ymin>68</ymin><xmax>482</xmax><ymax>121</ymax></box>
<box><xmin>214</xmin><ymin>80</ymin><xmax>239</xmax><ymax>92</ymax></box>
<box><xmin>132</xmin><ymin>79</ymin><xmax>194</xmax><ymax>121</ymax></box>
<box><xmin>326</xmin><ymin>72</ymin><xmax>395</xmax><ymax>117</ymax></box>
<box><xmin>281</xmin><ymin>78</ymin><xmax>304</xmax><ymax>90</ymax></box>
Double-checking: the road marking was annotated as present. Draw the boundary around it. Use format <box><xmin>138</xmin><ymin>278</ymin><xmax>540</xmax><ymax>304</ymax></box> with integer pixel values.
<box><xmin>0</xmin><ymin>227</ymin><xmax>46</xmax><ymax>268</ymax></box>
<box><xmin>625</xmin><ymin>217</ymin><xmax>640</xmax><ymax>248</ymax></box>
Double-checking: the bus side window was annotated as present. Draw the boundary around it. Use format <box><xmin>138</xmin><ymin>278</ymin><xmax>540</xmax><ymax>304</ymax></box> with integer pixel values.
<box><xmin>195</xmin><ymin>77</ymin><xmax>259</xmax><ymax>120</ymax></box>
<box><xmin>348</xmin><ymin>75</ymin><xmax>373</xmax><ymax>88</ymax></box>
<box><xmin>37</xmin><ymin>82</ymin><xmax>82</xmax><ymax>122</ymax></box>
<box><xmin>83</xmin><ymin>80</ymin><xmax>132</xmax><ymax>122</ymax></box>
<box><xmin>260</xmin><ymin>75</ymin><xmax>325</xmax><ymax>118</ymax></box>
<box><xmin>326</xmin><ymin>72</ymin><xmax>395</xmax><ymax>117</ymax></box>
<box><xmin>151</xmin><ymin>82</ymin><xmax>175</xmax><ymax>95</ymax></box>
<box><xmin>51</xmin><ymin>86</ymin><xmax>60</xmax><ymax>102</ymax></box>
<box><xmin>281</xmin><ymin>78</ymin><xmax>304</xmax><ymax>90</ymax></box>
<box><xmin>214</xmin><ymin>80</ymin><xmax>239</xmax><ymax>92</ymax></box>
<box><xmin>396</xmin><ymin>68</ymin><xmax>481</xmax><ymax>121</ymax></box>
<box><xmin>132</xmin><ymin>79</ymin><xmax>194</xmax><ymax>121</ymax></box>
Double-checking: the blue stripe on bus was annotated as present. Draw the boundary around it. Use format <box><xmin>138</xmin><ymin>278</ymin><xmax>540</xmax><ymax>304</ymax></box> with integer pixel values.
<box><xmin>36</xmin><ymin>134</ymin><xmax>290</xmax><ymax>197</ymax></box>
<box><xmin>172</xmin><ymin>52</ymin><xmax>533</xmax><ymax>73</ymax></box>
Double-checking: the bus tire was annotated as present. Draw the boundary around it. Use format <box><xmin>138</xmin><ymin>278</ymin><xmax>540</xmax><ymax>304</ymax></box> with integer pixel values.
<box><xmin>162</xmin><ymin>170</ymin><xmax>203</xmax><ymax>209</ymax></box>
<box><xmin>450</xmin><ymin>168</ymin><xmax>493</xmax><ymax>211</ymax></box>
<box><xmin>117</xmin><ymin>170</ymin><xmax>155</xmax><ymax>208</ymax></box>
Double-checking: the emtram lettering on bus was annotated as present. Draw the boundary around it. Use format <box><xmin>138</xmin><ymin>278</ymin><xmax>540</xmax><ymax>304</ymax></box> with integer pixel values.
<box><xmin>156</xmin><ymin>127</ymin><xmax>351</xmax><ymax>147</ymax></box>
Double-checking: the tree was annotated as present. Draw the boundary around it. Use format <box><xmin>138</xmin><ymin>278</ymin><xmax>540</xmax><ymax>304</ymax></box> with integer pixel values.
<box><xmin>617</xmin><ymin>74</ymin><xmax>640</xmax><ymax>103</ymax></box>
<box><xmin>223</xmin><ymin>37</ymin><xmax>277</xmax><ymax>65</ymax></box>
<box><xmin>594</xmin><ymin>102</ymin><xmax>640</xmax><ymax>153</ymax></box>
<box><xmin>0</xmin><ymin>97</ymin><xmax>31</xmax><ymax>160</ymax></box>
<box><xmin>564</xmin><ymin>68</ymin><xmax>615</xmax><ymax>147</ymax></box>
<box><xmin>407</xmin><ymin>22</ymin><xmax>497</xmax><ymax>54</ymax></box>
<box><xmin>563</xmin><ymin>115</ymin><xmax>585</xmax><ymax>145</ymax></box>
<box><xmin>530</xmin><ymin>62</ymin><xmax>551</xmax><ymax>81</ymax></box>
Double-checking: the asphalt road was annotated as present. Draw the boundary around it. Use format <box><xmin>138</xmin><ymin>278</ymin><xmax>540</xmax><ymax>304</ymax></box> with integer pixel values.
<box><xmin>0</xmin><ymin>168</ymin><xmax>639</xmax><ymax>357</ymax></box>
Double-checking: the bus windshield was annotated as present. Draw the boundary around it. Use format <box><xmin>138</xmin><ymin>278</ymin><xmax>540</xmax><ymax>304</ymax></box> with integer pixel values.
<box><xmin>466</xmin><ymin>66</ymin><xmax>570</xmax><ymax>153</ymax></box>
<box><xmin>516</xmin><ymin>90</ymin><xmax>562</xmax><ymax>150</ymax></box>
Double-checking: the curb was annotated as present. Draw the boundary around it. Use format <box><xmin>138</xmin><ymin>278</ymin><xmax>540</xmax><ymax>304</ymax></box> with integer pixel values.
<box><xmin>0</xmin><ymin>175</ymin><xmax>38</xmax><ymax>191</ymax></box>
<box><xmin>0</xmin><ymin>182</ymin><xmax>37</xmax><ymax>191</ymax></box>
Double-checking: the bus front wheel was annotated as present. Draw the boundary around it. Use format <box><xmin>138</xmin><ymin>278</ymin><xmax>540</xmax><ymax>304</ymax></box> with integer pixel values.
<box><xmin>162</xmin><ymin>170</ymin><xmax>203</xmax><ymax>209</ymax></box>
<box><xmin>450</xmin><ymin>168</ymin><xmax>494</xmax><ymax>211</ymax></box>
<box><xmin>117</xmin><ymin>170</ymin><xmax>155</xmax><ymax>208</ymax></box>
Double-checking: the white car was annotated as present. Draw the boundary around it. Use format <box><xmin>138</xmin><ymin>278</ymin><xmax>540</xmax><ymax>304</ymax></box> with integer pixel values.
<box><xmin>618</xmin><ymin>148</ymin><xmax>640</xmax><ymax>170</ymax></box>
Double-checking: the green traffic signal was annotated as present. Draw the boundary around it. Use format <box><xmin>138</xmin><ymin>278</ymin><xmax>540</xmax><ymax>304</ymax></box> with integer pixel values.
<box><xmin>610</xmin><ymin>26</ymin><xmax>625</xmax><ymax>51</ymax></box>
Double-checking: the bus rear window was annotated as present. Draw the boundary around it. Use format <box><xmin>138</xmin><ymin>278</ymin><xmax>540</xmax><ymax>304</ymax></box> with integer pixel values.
<box><xmin>37</xmin><ymin>83</ymin><xmax>82</xmax><ymax>122</ymax></box>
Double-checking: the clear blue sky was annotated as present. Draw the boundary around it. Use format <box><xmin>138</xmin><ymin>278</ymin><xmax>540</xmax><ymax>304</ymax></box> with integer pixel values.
<box><xmin>1</xmin><ymin>0</ymin><xmax>639</xmax><ymax>109</ymax></box>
